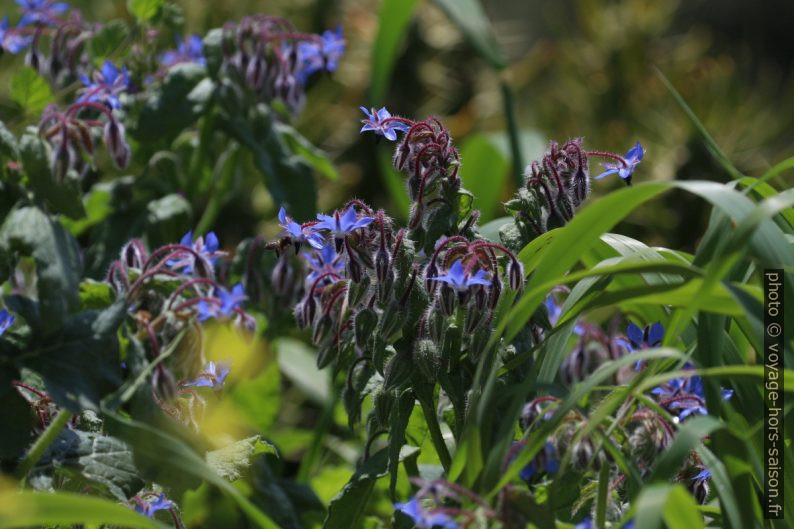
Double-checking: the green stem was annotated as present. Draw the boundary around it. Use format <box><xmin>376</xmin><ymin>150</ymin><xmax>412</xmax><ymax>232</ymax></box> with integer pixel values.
<box><xmin>15</xmin><ymin>408</ymin><xmax>73</xmax><ymax>483</ymax></box>
<box><xmin>296</xmin><ymin>375</ymin><xmax>338</xmax><ymax>482</ymax></box>
<box><xmin>595</xmin><ymin>462</ymin><xmax>610</xmax><ymax>528</ymax></box>
<box><xmin>418</xmin><ymin>393</ymin><xmax>452</xmax><ymax>472</ymax></box>
<box><xmin>500</xmin><ymin>79</ymin><xmax>524</xmax><ymax>189</ymax></box>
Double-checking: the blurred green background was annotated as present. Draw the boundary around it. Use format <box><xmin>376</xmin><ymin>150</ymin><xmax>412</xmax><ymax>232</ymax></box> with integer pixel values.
<box><xmin>1</xmin><ymin>0</ymin><xmax>793</xmax><ymax>249</ymax></box>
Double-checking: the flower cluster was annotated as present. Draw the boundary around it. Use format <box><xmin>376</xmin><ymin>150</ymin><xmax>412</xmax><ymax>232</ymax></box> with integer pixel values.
<box><xmin>220</xmin><ymin>15</ymin><xmax>345</xmax><ymax>113</ymax></box>
<box><xmin>500</xmin><ymin>138</ymin><xmax>644</xmax><ymax>249</ymax></box>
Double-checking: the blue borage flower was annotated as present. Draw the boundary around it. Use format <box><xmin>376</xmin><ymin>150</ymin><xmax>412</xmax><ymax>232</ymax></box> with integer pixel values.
<box><xmin>295</xmin><ymin>26</ymin><xmax>345</xmax><ymax>83</ymax></box>
<box><xmin>575</xmin><ymin>518</ymin><xmax>593</xmax><ymax>529</ymax></box>
<box><xmin>0</xmin><ymin>16</ymin><xmax>32</xmax><ymax>54</ymax></box>
<box><xmin>314</xmin><ymin>207</ymin><xmax>374</xmax><ymax>252</ymax></box>
<box><xmin>15</xmin><ymin>0</ymin><xmax>68</xmax><ymax>27</ymax></box>
<box><xmin>279</xmin><ymin>207</ymin><xmax>325</xmax><ymax>250</ymax></box>
<box><xmin>0</xmin><ymin>309</ymin><xmax>14</xmax><ymax>336</ymax></box>
<box><xmin>77</xmin><ymin>60</ymin><xmax>130</xmax><ymax>110</ymax></box>
<box><xmin>182</xmin><ymin>361</ymin><xmax>230</xmax><ymax>389</ymax></box>
<box><xmin>133</xmin><ymin>492</ymin><xmax>174</xmax><ymax>518</ymax></box>
<box><xmin>196</xmin><ymin>283</ymin><xmax>246</xmax><ymax>321</ymax></box>
<box><xmin>303</xmin><ymin>243</ymin><xmax>344</xmax><ymax>287</ymax></box>
<box><xmin>160</xmin><ymin>34</ymin><xmax>206</xmax><ymax>68</ymax></box>
<box><xmin>595</xmin><ymin>141</ymin><xmax>644</xmax><ymax>184</ymax></box>
<box><xmin>651</xmin><ymin>363</ymin><xmax>733</xmax><ymax>420</ymax></box>
<box><xmin>394</xmin><ymin>497</ymin><xmax>458</xmax><ymax>529</ymax></box>
<box><xmin>168</xmin><ymin>230</ymin><xmax>225</xmax><ymax>275</ymax></box>
<box><xmin>518</xmin><ymin>441</ymin><xmax>560</xmax><ymax>481</ymax></box>
<box><xmin>429</xmin><ymin>259</ymin><xmax>491</xmax><ymax>292</ymax></box>
<box><xmin>359</xmin><ymin>106</ymin><xmax>410</xmax><ymax>141</ymax></box>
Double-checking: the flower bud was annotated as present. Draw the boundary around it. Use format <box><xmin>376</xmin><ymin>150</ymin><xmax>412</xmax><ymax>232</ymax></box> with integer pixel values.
<box><xmin>571</xmin><ymin>437</ymin><xmax>595</xmax><ymax>471</ymax></box>
<box><xmin>489</xmin><ymin>274</ymin><xmax>503</xmax><ymax>309</ymax></box>
<box><xmin>312</xmin><ymin>313</ymin><xmax>333</xmax><ymax>345</ymax></box>
<box><xmin>51</xmin><ymin>141</ymin><xmax>71</xmax><ymax>182</ymax></box>
<box><xmin>414</xmin><ymin>339</ymin><xmax>440</xmax><ymax>382</ymax></box>
<box><xmin>424</xmin><ymin>261</ymin><xmax>438</xmax><ymax>294</ymax></box>
<box><xmin>560</xmin><ymin>342</ymin><xmax>606</xmax><ymax>385</ymax></box>
<box><xmin>301</xmin><ymin>295</ymin><xmax>317</xmax><ymax>328</ymax></box>
<box><xmin>271</xmin><ymin>255</ymin><xmax>294</xmax><ymax>297</ymax></box>
<box><xmin>383</xmin><ymin>350</ymin><xmax>412</xmax><ymax>391</ymax></box>
<box><xmin>375</xmin><ymin>246</ymin><xmax>391</xmax><ymax>285</ymax></box>
<box><xmin>153</xmin><ymin>365</ymin><xmax>177</xmax><ymax>403</ymax></box>
<box><xmin>373</xmin><ymin>389</ymin><xmax>394</xmax><ymax>429</ymax></box>
<box><xmin>103</xmin><ymin>120</ymin><xmax>130</xmax><ymax>169</ymax></box>
<box><xmin>120</xmin><ymin>239</ymin><xmax>147</xmax><ymax>269</ymax></box>
<box><xmin>508</xmin><ymin>259</ymin><xmax>524</xmax><ymax>291</ymax></box>
<box><xmin>346</xmin><ymin>253</ymin><xmax>363</xmax><ymax>283</ymax></box>
<box><xmin>438</xmin><ymin>283</ymin><xmax>456</xmax><ymax>317</ymax></box>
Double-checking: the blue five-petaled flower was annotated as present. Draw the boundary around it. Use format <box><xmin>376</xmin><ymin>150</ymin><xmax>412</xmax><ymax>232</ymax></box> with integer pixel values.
<box><xmin>394</xmin><ymin>497</ymin><xmax>458</xmax><ymax>529</ymax></box>
<box><xmin>429</xmin><ymin>259</ymin><xmax>491</xmax><ymax>292</ymax></box>
<box><xmin>196</xmin><ymin>283</ymin><xmax>246</xmax><ymax>321</ymax></box>
<box><xmin>0</xmin><ymin>309</ymin><xmax>14</xmax><ymax>336</ymax></box>
<box><xmin>134</xmin><ymin>493</ymin><xmax>174</xmax><ymax>518</ymax></box>
<box><xmin>279</xmin><ymin>207</ymin><xmax>325</xmax><ymax>249</ymax></box>
<box><xmin>182</xmin><ymin>361</ymin><xmax>230</xmax><ymax>389</ymax></box>
<box><xmin>160</xmin><ymin>34</ymin><xmax>206</xmax><ymax>68</ymax></box>
<box><xmin>595</xmin><ymin>141</ymin><xmax>644</xmax><ymax>183</ymax></box>
<box><xmin>0</xmin><ymin>16</ymin><xmax>32</xmax><ymax>54</ymax></box>
<box><xmin>314</xmin><ymin>207</ymin><xmax>374</xmax><ymax>238</ymax></box>
<box><xmin>169</xmin><ymin>230</ymin><xmax>224</xmax><ymax>274</ymax></box>
<box><xmin>16</xmin><ymin>0</ymin><xmax>68</xmax><ymax>27</ymax></box>
<box><xmin>359</xmin><ymin>106</ymin><xmax>409</xmax><ymax>141</ymax></box>
<box><xmin>78</xmin><ymin>60</ymin><xmax>130</xmax><ymax>110</ymax></box>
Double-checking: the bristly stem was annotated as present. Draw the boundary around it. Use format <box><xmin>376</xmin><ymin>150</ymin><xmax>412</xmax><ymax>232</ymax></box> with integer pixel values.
<box><xmin>500</xmin><ymin>79</ymin><xmax>524</xmax><ymax>189</ymax></box>
<box><xmin>15</xmin><ymin>408</ymin><xmax>73</xmax><ymax>483</ymax></box>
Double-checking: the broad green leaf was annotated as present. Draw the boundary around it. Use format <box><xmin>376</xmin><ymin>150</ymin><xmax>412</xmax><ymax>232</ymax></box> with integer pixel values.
<box><xmin>459</xmin><ymin>134</ymin><xmax>508</xmax><ymax>222</ymax></box>
<box><xmin>0</xmin><ymin>490</ymin><xmax>168</xmax><ymax>529</ymax></box>
<box><xmin>89</xmin><ymin>20</ymin><xmax>129</xmax><ymax>61</ymax></box>
<box><xmin>432</xmin><ymin>0</ymin><xmax>506</xmax><ymax>70</ymax></box>
<box><xmin>103</xmin><ymin>410</ymin><xmax>279</xmax><ymax>529</ymax></box>
<box><xmin>370</xmin><ymin>0</ymin><xmax>419</xmax><ymax>103</ymax></box>
<box><xmin>19</xmin><ymin>133</ymin><xmax>85</xmax><ymax>219</ymax></box>
<box><xmin>634</xmin><ymin>483</ymin><xmax>704</xmax><ymax>529</ymax></box>
<box><xmin>388</xmin><ymin>389</ymin><xmax>415</xmax><ymax>499</ymax></box>
<box><xmin>277</xmin><ymin>338</ymin><xmax>330</xmax><ymax>405</ymax></box>
<box><xmin>133</xmin><ymin>64</ymin><xmax>206</xmax><ymax>146</ymax></box>
<box><xmin>61</xmin><ymin>188</ymin><xmax>113</xmax><ymax>236</ymax></box>
<box><xmin>228</xmin><ymin>361</ymin><xmax>282</xmax><ymax>434</ymax></box>
<box><xmin>276</xmin><ymin>123</ymin><xmax>338</xmax><ymax>181</ymax></box>
<box><xmin>144</xmin><ymin>193</ymin><xmax>191</xmax><ymax>248</ymax></box>
<box><xmin>127</xmin><ymin>0</ymin><xmax>163</xmax><ymax>22</ymax></box>
<box><xmin>0</xmin><ymin>121</ymin><xmax>18</xmax><ymax>160</ymax></box>
<box><xmin>0</xmin><ymin>206</ymin><xmax>82</xmax><ymax>327</ymax></box>
<box><xmin>35</xmin><ymin>428</ymin><xmax>143</xmax><ymax>501</ymax></box>
<box><xmin>206</xmin><ymin>436</ymin><xmax>277</xmax><ymax>482</ymax></box>
<box><xmin>323</xmin><ymin>446</ymin><xmax>419</xmax><ymax>529</ymax></box>
<box><xmin>24</xmin><ymin>302</ymin><xmax>126</xmax><ymax>412</ymax></box>
<box><xmin>9</xmin><ymin>69</ymin><xmax>53</xmax><ymax>116</ymax></box>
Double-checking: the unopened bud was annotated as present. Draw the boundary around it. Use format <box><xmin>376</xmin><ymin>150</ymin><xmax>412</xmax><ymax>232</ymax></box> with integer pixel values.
<box><xmin>271</xmin><ymin>255</ymin><xmax>294</xmax><ymax>297</ymax></box>
<box><xmin>375</xmin><ymin>247</ymin><xmax>391</xmax><ymax>285</ymax></box>
<box><xmin>424</xmin><ymin>261</ymin><xmax>438</xmax><ymax>294</ymax></box>
<box><xmin>120</xmin><ymin>239</ymin><xmax>146</xmax><ymax>269</ymax></box>
<box><xmin>312</xmin><ymin>313</ymin><xmax>333</xmax><ymax>345</ymax></box>
<box><xmin>438</xmin><ymin>284</ymin><xmax>456</xmax><ymax>317</ymax></box>
<box><xmin>414</xmin><ymin>339</ymin><xmax>440</xmax><ymax>382</ymax></box>
<box><xmin>508</xmin><ymin>259</ymin><xmax>524</xmax><ymax>291</ymax></box>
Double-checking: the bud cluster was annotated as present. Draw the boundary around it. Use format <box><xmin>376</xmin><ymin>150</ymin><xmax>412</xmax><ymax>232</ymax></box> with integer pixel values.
<box><xmin>107</xmin><ymin>231</ymin><xmax>254</xmax><ymax>423</ymax></box>
<box><xmin>501</xmin><ymin>139</ymin><xmax>644</xmax><ymax>250</ymax></box>
<box><xmin>220</xmin><ymin>15</ymin><xmax>345</xmax><ymax>114</ymax></box>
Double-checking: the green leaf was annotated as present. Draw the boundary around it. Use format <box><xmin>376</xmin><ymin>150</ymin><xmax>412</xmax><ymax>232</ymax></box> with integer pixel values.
<box><xmin>127</xmin><ymin>0</ymin><xmax>163</xmax><ymax>22</ymax></box>
<box><xmin>9</xmin><ymin>69</ymin><xmax>53</xmax><ymax>116</ymax></box>
<box><xmin>276</xmin><ymin>123</ymin><xmax>338</xmax><ymax>181</ymax></box>
<box><xmin>0</xmin><ymin>121</ymin><xmax>18</xmax><ymax>161</ymax></box>
<box><xmin>0</xmin><ymin>371</ymin><xmax>34</xmax><ymax>459</ymax></box>
<box><xmin>221</xmin><ymin>103</ymin><xmax>316</xmax><ymax>220</ymax></box>
<box><xmin>323</xmin><ymin>446</ymin><xmax>419</xmax><ymax>529</ymax></box>
<box><xmin>35</xmin><ymin>429</ymin><xmax>144</xmax><ymax>501</ymax></box>
<box><xmin>388</xmin><ymin>390</ymin><xmax>415</xmax><ymax>499</ymax></box>
<box><xmin>144</xmin><ymin>193</ymin><xmax>191</xmax><ymax>248</ymax></box>
<box><xmin>432</xmin><ymin>0</ymin><xmax>506</xmax><ymax>70</ymax></box>
<box><xmin>89</xmin><ymin>20</ymin><xmax>129</xmax><ymax>61</ymax></box>
<box><xmin>24</xmin><ymin>302</ymin><xmax>126</xmax><ymax>412</ymax></box>
<box><xmin>0</xmin><ymin>206</ymin><xmax>82</xmax><ymax>327</ymax></box>
<box><xmin>228</xmin><ymin>361</ymin><xmax>281</xmax><ymax>434</ymax></box>
<box><xmin>61</xmin><ymin>188</ymin><xmax>113</xmax><ymax>236</ymax></box>
<box><xmin>133</xmin><ymin>64</ymin><xmax>207</xmax><ymax>145</ymax></box>
<box><xmin>19</xmin><ymin>133</ymin><xmax>85</xmax><ymax>219</ymax></box>
<box><xmin>103</xmin><ymin>410</ymin><xmax>279</xmax><ymax>529</ymax></box>
<box><xmin>370</xmin><ymin>0</ymin><xmax>419</xmax><ymax>102</ymax></box>
<box><xmin>206</xmin><ymin>436</ymin><xmax>277</xmax><ymax>482</ymax></box>
<box><xmin>459</xmin><ymin>134</ymin><xmax>508</xmax><ymax>222</ymax></box>
<box><xmin>0</xmin><ymin>490</ymin><xmax>169</xmax><ymax>529</ymax></box>
<box><xmin>634</xmin><ymin>483</ymin><xmax>704</xmax><ymax>529</ymax></box>
<box><xmin>277</xmin><ymin>338</ymin><xmax>330</xmax><ymax>405</ymax></box>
